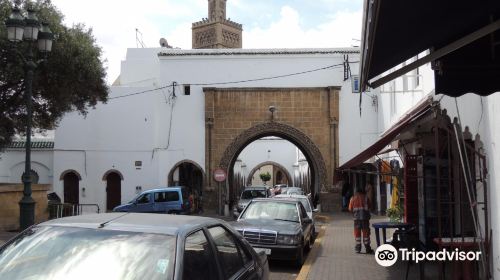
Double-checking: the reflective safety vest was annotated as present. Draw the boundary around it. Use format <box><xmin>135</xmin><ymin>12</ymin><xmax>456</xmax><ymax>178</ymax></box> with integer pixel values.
<box><xmin>349</xmin><ymin>193</ymin><xmax>370</xmax><ymax>220</ymax></box>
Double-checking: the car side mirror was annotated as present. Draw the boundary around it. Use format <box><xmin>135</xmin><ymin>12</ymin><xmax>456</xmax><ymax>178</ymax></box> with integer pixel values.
<box><xmin>313</xmin><ymin>208</ymin><xmax>319</xmax><ymax>213</ymax></box>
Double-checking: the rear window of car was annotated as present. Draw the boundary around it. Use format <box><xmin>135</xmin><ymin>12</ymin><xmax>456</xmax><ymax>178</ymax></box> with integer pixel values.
<box><xmin>241</xmin><ymin>190</ymin><xmax>266</xmax><ymax>199</ymax></box>
<box><xmin>0</xmin><ymin>226</ymin><xmax>176</xmax><ymax>280</ymax></box>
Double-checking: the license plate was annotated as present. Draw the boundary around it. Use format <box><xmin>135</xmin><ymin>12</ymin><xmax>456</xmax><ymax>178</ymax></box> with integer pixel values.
<box><xmin>254</xmin><ymin>247</ymin><xmax>271</xmax><ymax>255</ymax></box>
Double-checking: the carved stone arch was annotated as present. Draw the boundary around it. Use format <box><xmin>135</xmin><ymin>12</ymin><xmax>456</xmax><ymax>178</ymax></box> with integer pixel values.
<box><xmin>102</xmin><ymin>169</ymin><xmax>124</xmax><ymax>181</ymax></box>
<box><xmin>246</xmin><ymin>161</ymin><xmax>292</xmax><ymax>186</ymax></box>
<box><xmin>59</xmin><ymin>169</ymin><xmax>82</xmax><ymax>181</ymax></box>
<box><xmin>220</xmin><ymin>122</ymin><xmax>327</xmax><ymax>203</ymax></box>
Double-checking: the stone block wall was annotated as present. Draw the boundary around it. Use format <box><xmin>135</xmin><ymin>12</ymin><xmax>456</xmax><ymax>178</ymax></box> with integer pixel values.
<box><xmin>204</xmin><ymin>87</ymin><xmax>340</xmax><ymax>211</ymax></box>
<box><xmin>0</xmin><ymin>184</ymin><xmax>50</xmax><ymax>231</ymax></box>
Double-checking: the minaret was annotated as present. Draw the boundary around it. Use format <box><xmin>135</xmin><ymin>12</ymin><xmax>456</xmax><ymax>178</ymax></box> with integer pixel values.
<box><xmin>192</xmin><ymin>0</ymin><xmax>242</xmax><ymax>49</ymax></box>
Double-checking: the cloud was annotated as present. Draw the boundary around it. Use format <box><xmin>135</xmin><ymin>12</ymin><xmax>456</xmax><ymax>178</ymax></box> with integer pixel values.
<box><xmin>244</xmin><ymin>6</ymin><xmax>362</xmax><ymax>48</ymax></box>
<box><xmin>51</xmin><ymin>0</ymin><xmax>204</xmax><ymax>83</ymax></box>
<box><xmin>49</xmin><ymin>1</ymin><xmax>362</xmax><ymax>83</ymax></box>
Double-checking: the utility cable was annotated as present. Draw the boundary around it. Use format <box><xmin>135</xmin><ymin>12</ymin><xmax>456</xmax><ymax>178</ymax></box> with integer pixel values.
<box><xmin>107</xmin><ymin>63</ymin><xmax>352</xmax><ymax>101</ymax></box>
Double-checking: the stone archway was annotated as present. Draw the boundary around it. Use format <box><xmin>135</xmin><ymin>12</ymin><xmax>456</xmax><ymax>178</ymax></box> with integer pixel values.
<box><xmin>246</xmin><ymin>161</ymin><xmax>293</xmax><ymax>186</ymax></box>
<box><xmin>219</xmin><ymin>122</ymin><xmax>328</xmax><ymax>207</ymax></box>
<box><xmin>205</xmin><ymin>87</ymin><xmax>339</xmax><ymax>211</ymax></box>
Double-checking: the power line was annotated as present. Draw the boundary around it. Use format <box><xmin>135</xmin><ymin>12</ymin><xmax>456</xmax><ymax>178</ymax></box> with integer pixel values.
<box><xmin>107</xmin><ymin>62</ymin><xmax>356</xmax><ymax>101</ymax></box>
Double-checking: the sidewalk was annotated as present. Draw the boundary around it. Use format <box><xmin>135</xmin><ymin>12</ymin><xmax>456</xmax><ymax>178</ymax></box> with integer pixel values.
<box><xmin>300</xmin><ymin>211</ymin><xmax>438</xmax><ymax>280</ymax></box>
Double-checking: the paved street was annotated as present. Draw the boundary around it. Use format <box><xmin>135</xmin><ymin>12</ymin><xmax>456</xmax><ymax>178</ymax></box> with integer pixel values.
<box><xmin>0</xmin><ymin>211</ymin><xmax>442</xmax><ymax>280</ymax></box>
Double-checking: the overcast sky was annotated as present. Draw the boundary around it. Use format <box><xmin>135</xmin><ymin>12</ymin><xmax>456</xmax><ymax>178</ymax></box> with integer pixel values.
<box><xmin>51</xmin><ymin>0</ymin><xmax>363</xmax><ymax>83</ymax></box>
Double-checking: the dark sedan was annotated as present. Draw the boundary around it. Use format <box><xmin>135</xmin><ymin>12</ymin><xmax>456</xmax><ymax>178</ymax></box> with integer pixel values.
<box><xmin>231</xmin><ymin>198</ymin><xmax>314</xmax><ymax>267</ymax></box>
<box><xmin>0</xmin><ymin>213</ymin><xmax>269</xmax><ymax>280</ymax></box>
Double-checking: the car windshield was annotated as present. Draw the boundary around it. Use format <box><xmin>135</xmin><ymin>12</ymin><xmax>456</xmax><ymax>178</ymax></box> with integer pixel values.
<box><xmin>0</xmin><ymin>226</ymin><xmax>176</xmax><ymax>280</ymax></box>
<box><xmin>241</xmin><ymin>201</ymin><xmax>299</xmax><ymax>222</ymax></box>
<box><xmin>241</xmin><ymin>190</ymin><xmax>266</xmax><ymax>199</ymax></box>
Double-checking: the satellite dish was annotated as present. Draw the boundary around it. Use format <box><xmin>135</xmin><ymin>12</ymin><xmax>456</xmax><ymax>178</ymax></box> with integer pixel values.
<box><xmin>159</xmin><ymin>38</ymin><xmax>169</xmax><ymax>48</ymax></box>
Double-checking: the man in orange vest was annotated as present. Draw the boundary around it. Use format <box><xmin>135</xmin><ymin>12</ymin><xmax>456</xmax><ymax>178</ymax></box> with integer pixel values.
<box><xmin>349</xmin><ymin>186</ymin><xmax>374</xmax><ymax>254</ymax></box>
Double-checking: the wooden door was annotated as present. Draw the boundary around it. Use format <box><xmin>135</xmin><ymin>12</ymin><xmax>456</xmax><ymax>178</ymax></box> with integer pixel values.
<box><xmin>63</xmin><ymin>172</ymin><xmax>79</xmax><ymax>204</ymax></box>
<box><xmin>106</xmin><ymin>172</ymin><xmax>121</xmax><ymax>211</ymax></box>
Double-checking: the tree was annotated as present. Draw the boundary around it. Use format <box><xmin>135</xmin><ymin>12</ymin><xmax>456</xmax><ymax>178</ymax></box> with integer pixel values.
<box><xmin>259</xmin><ymin>172</ymin><xmax>271</xmax><ymax>184</ymax></box>
<box><xmin>0</xmin><ymin>0</ymin><xmax>108</xmax><ymax>149</ymax></box>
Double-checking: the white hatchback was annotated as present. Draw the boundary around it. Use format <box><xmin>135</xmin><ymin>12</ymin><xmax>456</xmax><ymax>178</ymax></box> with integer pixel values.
<box><xmin>274</xmin><ymin>194</ymin><xmax>318</xmax><ymax>236</ymax></box>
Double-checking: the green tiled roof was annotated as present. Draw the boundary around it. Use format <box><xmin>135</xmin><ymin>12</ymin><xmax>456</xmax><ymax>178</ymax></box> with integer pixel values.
<box><xmin>7</xmin><ymin>141</ymin><xmax>54</xmax><ymax>149</ymax></box>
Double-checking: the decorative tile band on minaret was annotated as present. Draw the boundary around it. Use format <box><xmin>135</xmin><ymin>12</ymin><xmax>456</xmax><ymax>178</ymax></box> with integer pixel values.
<box><xmin>192</xmin><ymin>0</ymin><xmax>242</xmax><ymax>49</ymax></box>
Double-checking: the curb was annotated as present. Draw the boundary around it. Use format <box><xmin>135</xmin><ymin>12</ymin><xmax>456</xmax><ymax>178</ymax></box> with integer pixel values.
<box><xmin>296</xmin><ymin>225</ymin><xmax>326</xmax><ymax>280</ymax></box>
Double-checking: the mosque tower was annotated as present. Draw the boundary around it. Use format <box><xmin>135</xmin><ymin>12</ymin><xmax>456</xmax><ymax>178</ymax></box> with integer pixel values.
<box><xmin>192</xmin><ymin>0</ymin><xmax>242</xmax><ymax>49</ymax></box>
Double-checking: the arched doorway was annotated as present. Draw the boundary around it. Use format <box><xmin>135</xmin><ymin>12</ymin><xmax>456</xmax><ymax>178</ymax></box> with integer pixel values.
<box><xmin>219</xmin><ymin>122</ymin><xmax>327</xmax><ymax>209</ymax></box>
<box><xmin>60</xmin><ymin>170</ymin><xmax>81</xmax><ymax>204</ymax></box>
<box><xmin>103</xmin><ymin>170</ymin><xmax>123</xmax><ymax>211</ymax></box>
<box><xmin>246</xmin><ymin>161</ymin><xmax>293</xmax><ymax>187</ymax></box>
<box><xmin>168</xmin><ymin>160</ymin><xmax>205</xmax><ymax>211</ymax></box>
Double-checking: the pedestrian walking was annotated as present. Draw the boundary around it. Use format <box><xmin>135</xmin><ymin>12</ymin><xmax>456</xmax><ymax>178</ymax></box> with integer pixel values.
<box><xmin>341</xmin><ymin>178</ymin><xmax>351</xmax><ymax>211</ymax></box>
<box><xmin>348</xmin><ymin>187</ymin><xmax>374</xmax><ymax>254</ymax></box>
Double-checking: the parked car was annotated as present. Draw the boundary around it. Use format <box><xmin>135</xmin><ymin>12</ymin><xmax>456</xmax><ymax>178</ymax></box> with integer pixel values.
<box><xmin>0</xmin><ymin>213</ymin><xmax>269</xmax><ymax>280</ymax></box>
<box><xmin>274</xmin><ymin>194</ymin><xmax>318</xmax><ymax>237</ymax></box>
<box><xmin>113</xmin><ymin>186</ymin><xmax>190</xmax><ymax>214</ymax></box>
<box><xmin>233</xmin><ymin>186</ymin><xmax>273</xmax><ymax>218</ymax></box>
<box><xmin>272</xmin><ymin>184</ymin><xmax>287</xmax><ymax>195</ymax></box>
<box><xmin>282</xmin><ymin>187</ymin><xmax>304</xmax><ymax>195</ymax></box>
<box><xmin>231</xmin><ymin>198</ymin><xmax>315</xmax><ymax>267</ymax></box>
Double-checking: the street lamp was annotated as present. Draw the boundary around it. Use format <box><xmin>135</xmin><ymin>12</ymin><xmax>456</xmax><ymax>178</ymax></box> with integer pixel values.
<box><xmin>5</xmin><ymin>6</ymin><xmax>54</xmax><ymax>230</ymax></box>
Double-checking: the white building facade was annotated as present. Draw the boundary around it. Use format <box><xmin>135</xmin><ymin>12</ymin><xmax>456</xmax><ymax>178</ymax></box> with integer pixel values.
<box><xmin>47</xmin><ymin>47</ymin><xmax>373</xmax><ymax>212</ymax></box>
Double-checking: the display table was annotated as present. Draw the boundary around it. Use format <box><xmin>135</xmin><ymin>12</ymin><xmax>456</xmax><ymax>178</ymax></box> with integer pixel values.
<box><xmin>372</xmin><ymin>221</ymin><xmax>414</xmax><ymax>247</ymax></box>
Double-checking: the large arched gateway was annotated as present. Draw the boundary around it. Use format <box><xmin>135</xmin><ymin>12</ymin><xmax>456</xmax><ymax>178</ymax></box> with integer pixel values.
<box><xmin>205</xmin><ymin>87</ymin><xmax>339</xmax><ymax>211</ymax></box>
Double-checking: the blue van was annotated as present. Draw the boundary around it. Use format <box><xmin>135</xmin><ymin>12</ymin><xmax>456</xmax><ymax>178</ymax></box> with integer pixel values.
<box><xmin>113</xmin><ymin>186</ymin><xmax>191</xmax><ymax>214</ymax></box>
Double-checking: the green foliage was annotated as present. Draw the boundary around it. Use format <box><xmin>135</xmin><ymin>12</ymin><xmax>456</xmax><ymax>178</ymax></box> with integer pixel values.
<box><xmin>0</xmin><ymin>0</ymin><xmax>108</xmax><ymax>149</ymax></box>
<box><xmin>386</xmin><ymin>206</ymin><xmax>403</xmax><ymax>222</ymax></box>
<box><xmin>259</xmin><ymin>172</ymin><xmax>271</xmax><ymax>183</ymax></box>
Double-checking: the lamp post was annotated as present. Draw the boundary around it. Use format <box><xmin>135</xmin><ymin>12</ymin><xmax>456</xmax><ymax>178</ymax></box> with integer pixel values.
<box><xmin>5</xmin><ymin>6</ymin><xmax>54</xmax><ymax>230</ymax></box>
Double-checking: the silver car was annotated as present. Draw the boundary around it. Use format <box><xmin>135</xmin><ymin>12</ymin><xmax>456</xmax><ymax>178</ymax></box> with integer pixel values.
<box><xmin>233</xmin><ymin>186</ymin><xmax>273</xmax><ymax>218</ymax></box>
<box><xmin>274</xmin><ymin>194</ymin><xmax>318</xmax><ymax>237</ymax></box>
<box><xmin>0</xmin><ymin>213</ymin><xmax>269</xmax><ymax>280</ymax></box>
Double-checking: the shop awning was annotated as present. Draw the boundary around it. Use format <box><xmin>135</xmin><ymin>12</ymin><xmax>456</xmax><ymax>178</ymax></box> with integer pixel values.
<box><xmin>360</xmin><ymin>0</ymin><xmax>500</xmax><ymax>96</ymax></box>
<box><xmin>338</xmin><ymin>97</ymin><xmax>433</xmax><ymax>170</ymax></box>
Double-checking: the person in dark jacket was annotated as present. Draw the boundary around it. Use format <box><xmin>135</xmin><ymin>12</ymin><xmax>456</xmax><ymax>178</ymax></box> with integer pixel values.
<box><xmin>341</xmin><ymin>179</ymin><xmax>351</xmax><ymax>212</ymax></box>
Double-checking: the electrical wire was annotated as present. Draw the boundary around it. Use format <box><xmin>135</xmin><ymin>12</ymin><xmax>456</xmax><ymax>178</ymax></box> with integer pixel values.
<box><xmin>107</xmin><ymin>63</ymin><xmax>352</xmax><ymax>101</ymax></box>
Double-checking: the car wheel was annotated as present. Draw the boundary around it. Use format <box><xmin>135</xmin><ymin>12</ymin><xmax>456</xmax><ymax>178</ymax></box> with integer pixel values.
<box><xmin>168</xmin><ymin>210</ymin><xmax>179</xmax><ymax>215</ymax></box>
<box><xmin>306</xmin><ymin>236</ymin><xmax>313</xmax><ymax>252</ymax></box>
<box><xmin>295</xmin><ymin>245</ymin><xmax>304</xmax><ymax>267</ymax></box>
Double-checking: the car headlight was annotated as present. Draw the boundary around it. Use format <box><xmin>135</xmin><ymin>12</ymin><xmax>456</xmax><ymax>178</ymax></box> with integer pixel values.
<box><xmin>277</xmin><ymin>234</ymin><xmax>301</xmax><ymax>245</ymax></box>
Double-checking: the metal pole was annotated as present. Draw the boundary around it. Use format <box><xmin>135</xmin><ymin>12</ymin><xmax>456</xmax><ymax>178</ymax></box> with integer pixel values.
<box><xmin>19</xmin><ymin>46</ymin><xmax>37</xmax><ymax>230</ymax></box>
